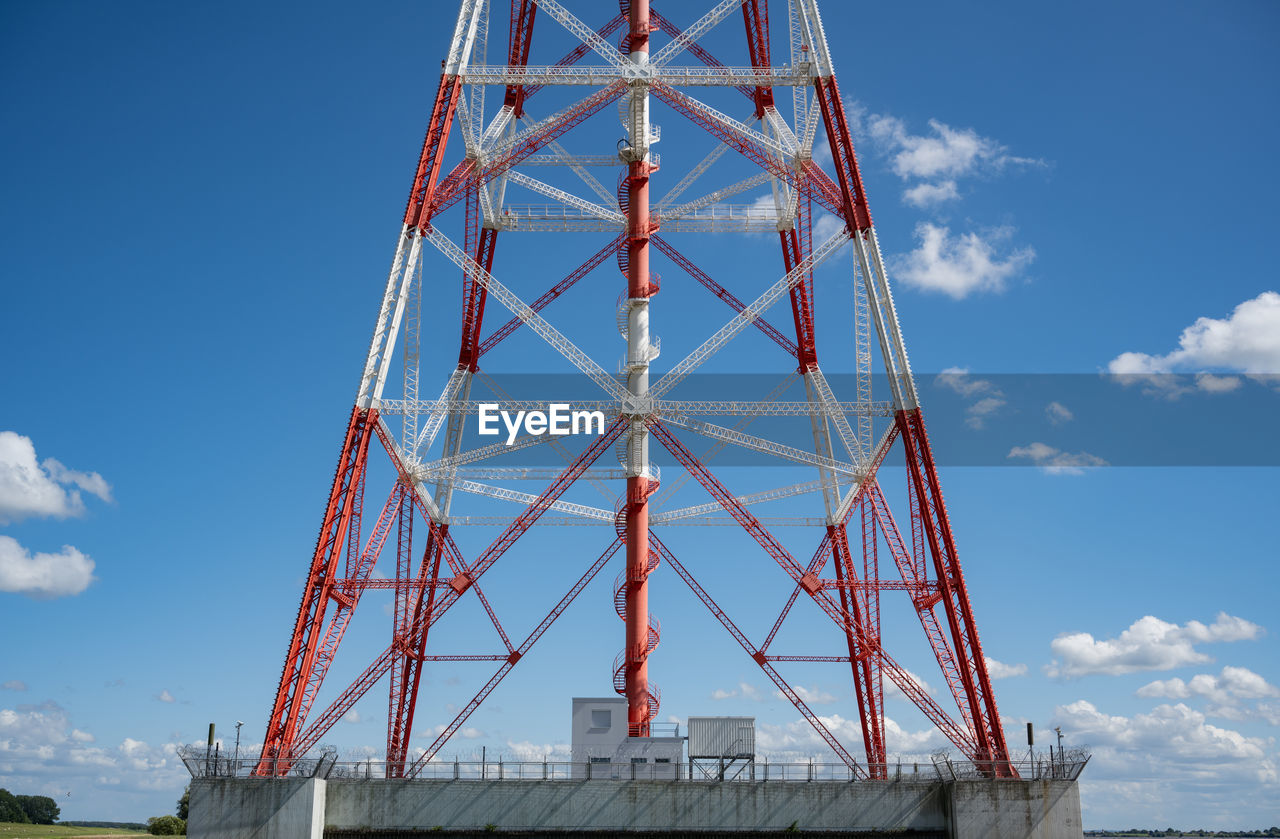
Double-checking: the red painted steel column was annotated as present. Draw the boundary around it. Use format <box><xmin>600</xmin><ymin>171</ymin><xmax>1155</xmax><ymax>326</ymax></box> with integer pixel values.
<box><xmin>625</xmin><ymin>0</ymin><xmax>653</xmax><ymax>739</ymax></box>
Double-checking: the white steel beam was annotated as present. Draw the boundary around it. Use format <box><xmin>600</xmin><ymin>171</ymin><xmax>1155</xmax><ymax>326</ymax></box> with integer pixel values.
<box><xmin>805</xmin><ymin>364</ymin><xmax>862</xmax><ymax>466</ymax></box>
<box><xmin>459</xmin><ymin>65</ymin><xmax>810</xmax><ymax>87</ymax></box>
<box><xmin>656</xmin><ymin>143</ymin><xmax>728</xmax><ymax>210</ymax></box>
<box><xmin>541</xmin><ymin>137</ymin><xmax>617</xmax><ymax>205</ymax></box>
<box><xmin>505</xmin><ymin>170</ymin><xmax>623</xmax><ymax>222</ymax></box>
<box><xmin>650</xmin><ymin>0</ymin><xmax>746</xmax><ymax>66</ymax></box>
<box><xmin>422</xmin><ymin>226</ymin><xmax>629</xmax><ymax>401</ymax></box>
<box><xmin>652</xmin><ymin>478</ymin><xmax>841</xmax><ymax>523</ymax></box>
<box><xmin>358</xmin><ymin>228</ymin><xmax>423</xmax><ymax>409</ymax></box>
<box><xmin>377</xmin><ymin>398</ymin><xmax>893</xmax><ymax>418</ymax></box>
<box><xmin>659</xmin><ymin>172</ymin><xmax>771</xmax><ymax>221</ymax></box>
<box><xmin>450</xmin><ymin>479</ymin><xmax>614</xmax><ymax>522</ymax></box>
<box><xmin>649</xmin><ymin>226</ymin><xmax>850</xmax><ymax>399</ymax></box>
<box><xmin>411</xmin><ymin>366</ymin><xmax>469</xmax><ymax>458</ymax></box>
<box><xmin>446</xmin><ymin>515</ymin><xmax>826</xmax><ymax>527</ymax></box>
<box><xmin>534</xmin><ymin>0</ymin><xmax>628</xmax><ymax>69</ymax></box>
<box><xmin>661</xmin><ymin>414</ymin><xmax>861</xmax><ymax>477</ymax></box>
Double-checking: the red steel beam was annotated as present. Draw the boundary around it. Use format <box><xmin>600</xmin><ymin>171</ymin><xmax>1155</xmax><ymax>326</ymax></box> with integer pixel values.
<box><xmin>257</xmin><ymin>405</ymin><xmax>375</xmax><ymax>774</ymax></box>
<box><xmin>479</xmin><ymin>233</ymin><xmax>626</xmax><ymax>357</ymax></box>
<box><xmin>651</xmin><ymin>234</ymin><xmax>798</xmax><ymax>358</ymax></box>
<box><xmin>649</xmin><ymin>532</ymin><xmax>866</xmax><ymax>777</ymax></box>
<box><xmin>898</xmin><ymin>408</ymin><xmax>1013</xmax><ymax>774</ymax></box>
<box><xmin>426</xmin><ymin>82</ymin><xmax>627</xmax><ymax>224</ymax></box>
<box><xmin>649</xmin><ymin>419</ymin><xmax>978</xmax><ymax>755</ymax></box>
<box><xmin>405</xmin><ymin>538</ymin><xmax>625</xmax><ymax>775</ymax></box>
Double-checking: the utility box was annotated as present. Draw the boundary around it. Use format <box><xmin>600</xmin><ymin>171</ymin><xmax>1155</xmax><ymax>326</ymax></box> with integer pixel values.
<box><xmin>687</xmin><ymin>716</ymin><xmax>755</xmax><ymax>759</ymax></box>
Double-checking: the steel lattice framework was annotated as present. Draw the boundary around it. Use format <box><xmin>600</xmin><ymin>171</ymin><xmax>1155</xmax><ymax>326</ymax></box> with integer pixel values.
<box><xmin>256</xmin><ymin>0</ymin><xmax>1016</xmax><ymax>780</ymax></box>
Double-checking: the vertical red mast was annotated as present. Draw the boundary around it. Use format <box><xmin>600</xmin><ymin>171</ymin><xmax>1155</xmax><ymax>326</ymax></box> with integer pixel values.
<box><xmin>622</xmin><ymin>0</ymin><xmax>657</xmax><ymax>738</ymax></box>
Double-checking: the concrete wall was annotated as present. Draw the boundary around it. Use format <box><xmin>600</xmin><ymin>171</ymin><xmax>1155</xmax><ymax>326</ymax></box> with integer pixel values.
<box><xmin>189</xmin><ymin>777</ymin><xmax>325</xmax><ymax>839</ymax></box>
<box><xmin>323</xmin><ymin>779</ymin><xmax>947</xmax><ymax>832</ymax></box>
<box><xmin>188</xmin><ymin>776</ymin><xmax>1083</xmax><ymax>837</ymax></box>
<box><xmin>950</xmin><ymin>779</ymin><xmax>1083</xmax><ymax>839</ymax></box>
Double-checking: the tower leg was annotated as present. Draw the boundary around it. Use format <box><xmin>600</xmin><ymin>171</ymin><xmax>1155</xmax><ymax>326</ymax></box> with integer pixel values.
<box><xmin>258</xmin><ymin>405</ymin><xmax>374</xmax><ymax>773</ymax></box>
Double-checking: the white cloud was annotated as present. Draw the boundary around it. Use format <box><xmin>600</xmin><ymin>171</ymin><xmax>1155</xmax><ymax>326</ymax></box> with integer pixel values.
<box><xmin>711</xmin><ymin>688</ymin><xmax>737</xmax><ymax>700</ymax></box>
<box><xmin>893</xmin><ymin>223</ymin><xmax>1034</xmax><ymax>299</ymax></box>
<box><xmin>1055</xmin><ymin>699</ymin><xmax>1268</xmax><ymax>762</ymax></box>
<box><xmin>965</xmin><ymin>396</ymin><xmax>1006</xmax><ymax>430</ymax></box>
<box><xmin>1</xmin><ymin>680</ymin><xmax>27</xmax><ymax>691</ymax></box>
<box><xmin>935</xmin><ymin>368</ymin><xmax>1006</xmax><ymax>429</ymax></box>
<box><xmin>42</xmin><ymin>458</ymin><xmax>113</xmax><ymax>505</ymax></box>
<box><xmin>936</xmin><ymin>367</ymin><xmax>998</xmax><ymax>398</ymax></box>
<box><xmin>1108</xmin><ymin>292</ymin><xmax>1280</xmax><ymax>393</ymax></box>
<box><xmin>1007</xmin><ymin>442</ymin><xmax>1107</xmax><ymax>475</ymax></box>
<box><xmin>0</xmin><ymin>431</ymin><xmax>112</xmax><ymax>525</ymax></box>
<box><xmin>0</xmin><ymin>700</ymin><xmax>189</xmax><ymax>802</ymax></box>
<box><xmin>1136</xmin><ymin>666</ymin><xmax>1280</xmax><ymax>724</ymax></box>
<box><xmin>866</xmin><ymin>115</ymin><xmax>1037</xmax><ymax>181</ymax></box>
<box><xmin>154</xmin><ymin>690</ymin><xmax>175</xmax><ymax>704</ymax></box>
<box><xmin>0</xmin><ymin>535</ymin><xmax>96</xmax><ymax>598</ymax></box>
<box><xmin>342</xmin><ymin>709</ymin><xmax>361</xmax><ymax>724</ymax></box>
<box><xmin>902</xmin><ymin>180</ymin><xmax>959</xmax><ymax>207</ymax></box>
<box><xmin>984</xmin><ymin>657</ymin><xmax>1027</xmax><ymax>680</ymax></box>
<box><xmin>1046</xmin><ymin>613</ymin><xmax>1264</xmax><ymax>678</ymax></box>
<box><xmin>1045</xmin><ymin>401</ymin><xmax>1073</xmax><ymax>425</ymax></box>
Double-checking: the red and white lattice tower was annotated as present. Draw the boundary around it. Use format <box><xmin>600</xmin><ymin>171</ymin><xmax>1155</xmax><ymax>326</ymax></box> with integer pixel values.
<box><xmin>256</xmin><ymin>0</ymin><xmax>1015</xmax><ymax>779</ymax></box>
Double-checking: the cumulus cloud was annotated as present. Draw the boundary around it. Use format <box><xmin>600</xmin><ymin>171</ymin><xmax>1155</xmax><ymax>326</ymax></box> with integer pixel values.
<box><xmin>154</xmin><ymin>690</ymin><xmax>175</xmax><ymax>704</ymax></box>
<box><xmin>342</xmin><ymin>709</ymin><xmax>361</xmax><ymax>723</ymax></box>
<box><xmin>1055</xmin><ymin>699</ymin><xmax>1268</xmax><ymax>762</ymax></box>
<box><xmin>893</xmin><ymin>223</ymin><xmax>1034</xmax><ymax>299</ymax></box>
<box><xmin>984</xmin><ymin>657</ymin><xmax>1028</xmax><ymax>680</ymax></box>
<box><xmin>0</xmin><ymin>700</ymin><xmax>189</xmax><ymax>800</ymax></box>
<box><xmin>1045</xmin><ymin>401</ymin><xmax>1073</xmax><ymax>425</ymax></box>
<box><xmin>1046</xmin><ymin>613</ymin><xmax>1264</xmax><ymax>678</ymax></box>
<box><xmin>865</xmin><ymin>115</ymin><xmax>1039</xmax><ymax>181</ymax></box>
<box><xmin>1108</xmin><ymin>292</ymin><xmax>1280</xmax><ymax>395</ymax></box>
<box><xmin>935</xmin><ymin>368</ymin><xmax>1006</xmax><ymax>429</ymax></box>
<box><xmin>1007</xmin><ymin>442</ymin><xmax>1107</xmax><ymax>475</ymax></box>
<box><xmin>1</xmin><ymin>680</ymin><xmax>27</xmax><ymax>691</ymax></box>
<box><xmin>902</xmin><ymin>180</ymin><xmax>959</xmax><ymax>208</ymax></box>
<box><xmin>1136</xmin><ymin>666</ymin><xmax>1280</xmax><ymax>724</ymax></box>
<box><xmin>0</xmin><ymin>535</ymin><xmax>96</xmax><ymax>598</ymax></box>
<box><xmin>0</xmin><ymin>432</ymin><xmax>112</xmax><ymax>525</ymax></box>
<box><xmin>712</xmin><ymin>682</ymin><xmax>764</xmax><ymax>702</ymax></box>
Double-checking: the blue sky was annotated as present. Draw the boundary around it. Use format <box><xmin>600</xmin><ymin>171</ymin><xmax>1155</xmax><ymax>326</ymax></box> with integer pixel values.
<box><xmin>2</xmin><ymin>0</ymin><xmax>1278</xmax><ymax>829</ymax></box>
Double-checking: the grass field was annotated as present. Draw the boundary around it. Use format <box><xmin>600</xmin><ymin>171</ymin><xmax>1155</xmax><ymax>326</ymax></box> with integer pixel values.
<box><xmin>0</xmin><ymin>825</ymin><xmax>150</xmax><ymax>837</ymax></box>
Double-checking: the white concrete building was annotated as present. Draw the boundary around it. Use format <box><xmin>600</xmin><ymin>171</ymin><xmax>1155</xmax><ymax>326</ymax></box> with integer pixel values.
<box><xmin>569</xmin><ymin>697</ymin><xmax>683</xmax><ymax>779</ymax></box>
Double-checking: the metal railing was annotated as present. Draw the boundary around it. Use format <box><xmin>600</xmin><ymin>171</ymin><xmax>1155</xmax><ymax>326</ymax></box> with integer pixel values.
<box><xmin>180</xmin><ymin>750</ymin><xmax>1089</xmax><ymax>783</ymax></box>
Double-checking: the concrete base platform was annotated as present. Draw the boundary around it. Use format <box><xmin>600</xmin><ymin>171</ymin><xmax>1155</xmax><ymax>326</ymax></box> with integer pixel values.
<box><xmin>189</xmin><ymin>777</ymin><xmax>1081</xmax><ymax>838</ymax></box>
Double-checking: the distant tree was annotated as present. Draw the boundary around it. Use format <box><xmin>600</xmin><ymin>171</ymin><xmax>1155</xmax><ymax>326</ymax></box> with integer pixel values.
<box><xmin>0</xmin><ymin>788</ymin><xmax>31</xmax><ymax>824</ymax></box>
<box><xmin>16</xmin><ymin>794</ymin><xmax>59</xmax><ymax>824</ymax></box>
<box><xmin>176</xmin><ymin>785</ymin><xmax>189</xmax><ymax>820</ymax></box>
<box><xmin>148</xmin><ymin>814</ymin><xmax>186</xmax><ymax>835</ymax></box>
